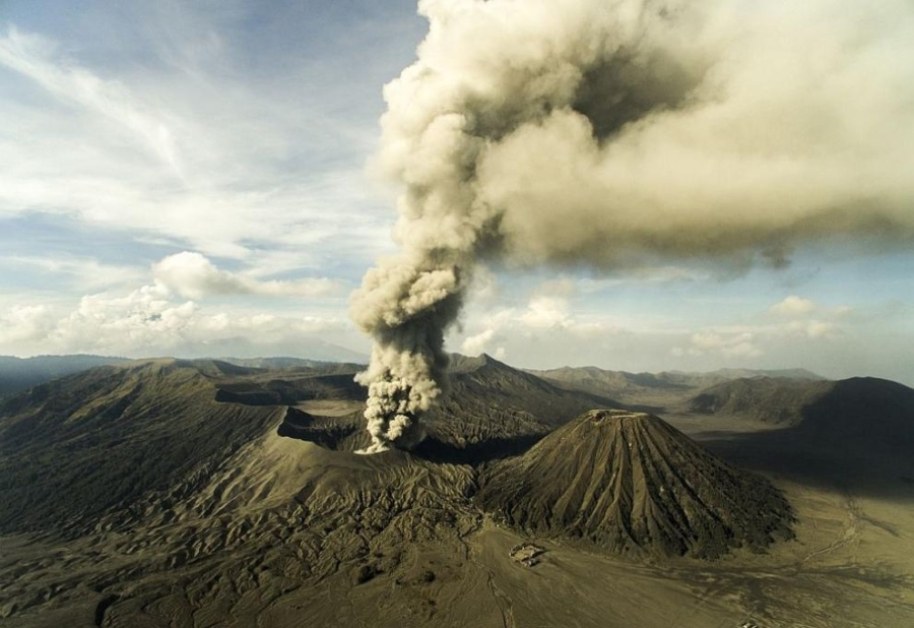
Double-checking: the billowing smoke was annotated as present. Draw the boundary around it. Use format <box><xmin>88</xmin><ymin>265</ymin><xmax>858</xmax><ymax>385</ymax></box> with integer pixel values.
<box><xmin>352</xmin><ymin>0</ymin><xmax>914</xmax><ymax>452</ymax></box>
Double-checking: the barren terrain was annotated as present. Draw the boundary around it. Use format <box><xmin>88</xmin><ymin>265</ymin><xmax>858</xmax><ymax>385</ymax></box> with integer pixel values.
<box><xmin>1</xmin><ymin>358</ymin><xmax>913</xmax><ymax>627</ymax></box>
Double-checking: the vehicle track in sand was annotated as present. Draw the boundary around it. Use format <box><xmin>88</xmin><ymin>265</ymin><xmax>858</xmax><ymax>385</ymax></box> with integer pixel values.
<box><xmin>799</xmin><ymin>489</ymin><xmax>861</xmax><ymax>566</ymax></box>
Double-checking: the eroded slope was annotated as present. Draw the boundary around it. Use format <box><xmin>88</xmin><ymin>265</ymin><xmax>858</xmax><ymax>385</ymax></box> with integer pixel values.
<box><xmin>478</xmin><ymin>409</ymin><xmax>794</xmax><ymax>558</ymax></box>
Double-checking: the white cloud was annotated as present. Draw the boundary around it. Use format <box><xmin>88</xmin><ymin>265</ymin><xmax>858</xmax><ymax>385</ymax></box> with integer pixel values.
<box><xmin>786</xmin><ymin>319</ymin><xmax>838</xmax><ymax>339</ymax></box>
<box><xmin>461</xmin><ymin>328</ymin><xmax>495</xmax><ymax>356</ymax></box>
<box><xmin>771</xmin><ymin>295</ymin><xmax>816</xmax><ymax>316</ymax></box>
<box><xmin>768</xmin><ymin>295</ymin><xmax>847</xmax><ymax>339</ymax></box>
<box><xmin>686</xmin><ymin>330</ymin><xmax>764</xmax><ymax>358</ymax></box>
<box><xmin>0</xmin><ymin>23</ymin><xmax>395</xmax><ymax>265</ymax></box>
<box><xmin>0</xmin><ymin>25</ymin><xmax>181</xmax><ymax>171</ymax></box>
<box><xmin>0</xmin><ymin>255</ymin><xmax>144</xmax><ymax>291</ymax></box>
<box><xmin>151</xmin><ymin>251</ymin><xmax>342</xmax><ymax>300</ymax></box>
<box><xmin>0</xmin><ymin>305</ymin><xmax>57</xmax><ymax>347</ymax></box>
<box><xmin>518</xmin><ymin>295</ymin><xmax>572</xmax><ymax>329</ymax></box>
<box><xmin>453</xmin><ymin>288</ymin><xmax>632</xmax><ymax>363</ymax></box>
<box><xmin>47</xmin><ymin>285</ymin><xmax>194</xmax><ymax>354</ymax></box>
<box><xmin>0</xmin><ymin>250</ymin><xmax>358</xmax><ymax>358</ymax></box>
<box><xmin>1</xmin><ymin>287</ymin><xmax>353</xmax><ymax>358</ymax></box>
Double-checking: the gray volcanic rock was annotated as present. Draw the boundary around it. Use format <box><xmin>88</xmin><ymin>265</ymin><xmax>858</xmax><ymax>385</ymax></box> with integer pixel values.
<box><xmin>478</xmin><ymin>409</ymin><xmax>794</xmax><ymax>558</ymax></box>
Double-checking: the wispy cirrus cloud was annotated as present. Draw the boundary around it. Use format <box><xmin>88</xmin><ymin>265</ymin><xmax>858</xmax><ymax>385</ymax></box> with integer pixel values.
<box><xmin>0</xmin><ymin>254</ymin><xmax>145</xmax><ymax>292</ymax></box>
<box><xmin>0</xmin><ymin>17</ymin><xmax>399</xmax><ymax>262</ymax></box>
<box><xmin>0</xmin><ymin>25</ymin><xmax>182</xmax><ymax>172</ymax></box>
<box><xmin>0</xmin><ymin>4</ymin><xmax>422</xmax><ymax>362</ymax></box>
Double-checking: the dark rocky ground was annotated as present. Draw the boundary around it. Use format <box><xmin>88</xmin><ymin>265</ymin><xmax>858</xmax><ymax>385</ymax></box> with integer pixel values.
<box><xmin>1</xmin><ymin>356</ymin><xmax>913</xmax><ymax>627</ymax></box>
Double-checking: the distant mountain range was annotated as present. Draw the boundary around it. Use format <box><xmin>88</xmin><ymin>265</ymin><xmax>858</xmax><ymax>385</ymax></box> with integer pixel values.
<box><xmin>532</xmin><ymin>364</ymin><xmax>823</xmax><ymax>389</ymax></box>
<box><xmin>529</xmin><ymin>364</ymin><xmax>824</xmax><ymax>409</ymax></box>
<box><xmin>0</xmin><ymin>353</ymin><xmax>367</xmax><ymax>399</ymax></box>
<box><xmin>690</xmin><ymin>375</ymin><xmax>914</xmax><ymax>455</ymax></box>
<box><xmin>0</xmin><ymin>354</ymin><xmax>130</xmax><ymax>398</ymax></box>
<box><xmin>1</xmin><ymin>352</ymin><xmax>823</xmax><ymax>401</ymax></box>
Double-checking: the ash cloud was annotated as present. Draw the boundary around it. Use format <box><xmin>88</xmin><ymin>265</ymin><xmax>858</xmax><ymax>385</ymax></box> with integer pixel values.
<box><xmin>352</xmin><ymin>0</ymin><xmax>914</xmax><ymax>452</ymax></box>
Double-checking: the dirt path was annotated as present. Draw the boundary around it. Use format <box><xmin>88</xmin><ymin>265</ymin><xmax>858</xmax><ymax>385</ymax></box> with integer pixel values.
<box><xmin>800</xmin><ymin>489</ymin><xmax>861</xmax><ymax>565</ymax></box>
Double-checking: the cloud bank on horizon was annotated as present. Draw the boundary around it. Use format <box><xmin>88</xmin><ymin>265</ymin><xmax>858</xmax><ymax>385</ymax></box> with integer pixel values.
<box><xmin>353</xmin><ymin>0</ymin><xmax>914</xmax><ymax>451</ymax></box>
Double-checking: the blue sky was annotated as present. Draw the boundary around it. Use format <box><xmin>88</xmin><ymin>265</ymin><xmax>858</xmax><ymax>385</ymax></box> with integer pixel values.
<box><xmin>1</xmin><ymin>0</ymin><xmax>912</xmax><ymax>384</ymax></box>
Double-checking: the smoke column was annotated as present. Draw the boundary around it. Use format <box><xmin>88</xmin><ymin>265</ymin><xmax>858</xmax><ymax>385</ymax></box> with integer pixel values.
<box><xmin>352</xmin><ymin>0</ymin><xmax>914</xmax><ymax>452</ymax></box>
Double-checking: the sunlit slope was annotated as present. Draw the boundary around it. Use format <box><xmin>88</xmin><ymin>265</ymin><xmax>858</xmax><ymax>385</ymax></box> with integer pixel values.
<box><xmin>0</xmin><ymin>359</ymin><xmax>282</xmax><ymax>534</ymax></box>
<box><xmin>478</xmin><ymin>409</ymin><xmax>794</xmax><ymax>558</ymax></box>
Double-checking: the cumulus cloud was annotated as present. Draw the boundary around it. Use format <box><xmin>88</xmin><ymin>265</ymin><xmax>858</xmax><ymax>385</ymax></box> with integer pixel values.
<box><xmin>787</xmin><ymin>319</ymin><xmax>837</xmax><ymax>339</ymax></box>
<box><xmin>0</xmin><ymin>251</ymin><xmax>355</xmax><ymax>359</ymax></box>
<box><xmin>768</xmin><ymin>295</ymin><xmax>850</xmax><ymax>339</ymax></box>
<box><xmin>771</xmin><ymin>296</ymin><xmax>816</xmax><ymax>316</ymax></box>
<box><xmin>801</xmin><ymin>320</ymin><xmax>838</xmax><ymax>338</ymax></box>
<box><xmin>519</xmin><ymin>296</ymin><xmax>573</xmax><ymax>329</ymax></box>
<box><xmin>0</xmin><ymin>286</ymin><xmax>352</xmax><ymax>358</ymax></box>
<box><xmin>456</xmin><ymin>287</ymin><xmax>626</xmax><ymax>358</ymax></box>
<box><xmin>152</xmin><ymin>252</ymin><xmax>341</xmax><ymax>300</ymax></box>
<box><xmin>461</xmin><ymin>328</ymin><xmax>495</xmax><ymax>356</ymax></box>
<box><xmin>0</xmin><ymin>305</ymin><xmax>57</xmax><ymax>348</ymax></box>
<box><xmin>4</xmin><ymin>284</ymin><xmax>193</xmax><ymax>355</ymax></box>
<box><xmin>685</xmin><ymin>330</ymin><xmax>763</xmax><ymax>358</ymax></box>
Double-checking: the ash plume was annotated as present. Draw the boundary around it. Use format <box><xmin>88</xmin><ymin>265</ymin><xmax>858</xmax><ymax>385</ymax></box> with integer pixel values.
<box><xmin>352</xmin><ymin>0</ymin><xmax>914</xmax><ymax>452</ymax></box>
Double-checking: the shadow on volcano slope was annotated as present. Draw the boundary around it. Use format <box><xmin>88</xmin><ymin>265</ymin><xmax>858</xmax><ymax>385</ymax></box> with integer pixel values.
<box><xmin>410</xmin><ymin>432</ymin><xmax>546</xmax><ymax>465</ymax></box>
<box><xmin>689</xmin><ymin>378</ymin><xmax>914</xmax><ymax>501</ymax></box>
<box><xmin>272</xmin><ymin>353</ymin><xmax>624</xmax><ymax>464</ymax></box>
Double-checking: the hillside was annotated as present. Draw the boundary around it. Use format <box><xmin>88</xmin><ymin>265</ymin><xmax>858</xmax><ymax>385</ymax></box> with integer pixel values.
<box><xmin>795</xmin><ymin>377</ymin><xmax>914</xmax><ymax>453</ymax></box>
<box><xmin>0</xmin><ymin>360</ymin><xmax>281</xmax><ymax>534</ymax></box>
<box><xmin>688</xmin><ymin>377</ymin><xmax>834</xmax><ymax>425</ymax></box>
<box><xmin>478</xmin><ymin>410</ymin><xmax>794</xmax><ymax>558</ymax></box>
<box><xmin>688</xmin><ymin>376</ymin><xmax>914</xmax><ymax>453</ymax></box>
<box><xmin>420</xmin><ymin>354</ymin><xmax>622</xmax><ymax>461</ymax></box>
<box><xmin>1</xmin><ymin>358</ymin><xmax>913</xmax><ymax>627</ymax></box>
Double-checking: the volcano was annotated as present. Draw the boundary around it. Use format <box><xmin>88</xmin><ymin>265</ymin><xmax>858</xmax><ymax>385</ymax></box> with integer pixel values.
<box><xmin>478</xmin><ymin>409</ymin><xmax>794</xmax><ymax>558</ymax></box>
<box><xmin>3</xmin><ymin>360</ymin><xmax>913</xmax><ymax>627</ymax></box>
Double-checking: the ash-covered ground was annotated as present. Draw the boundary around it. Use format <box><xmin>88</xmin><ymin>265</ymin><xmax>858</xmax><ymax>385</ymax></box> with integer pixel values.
<box><xmin>2</xmin><ymin>356</ymin><xmax>914</xmax><ymax>627</ymax></box>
